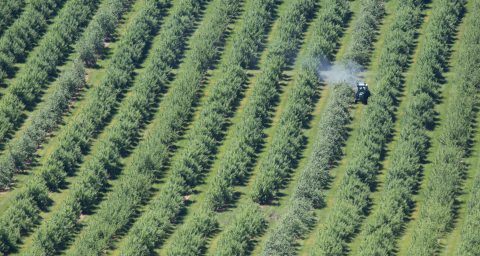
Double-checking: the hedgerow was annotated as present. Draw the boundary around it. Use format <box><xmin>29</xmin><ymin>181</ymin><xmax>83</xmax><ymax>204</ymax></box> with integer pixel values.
<box><xmin>215</xmin><ymin>202</ymin><xmax>266</xmax><ymax>256</ymax></box>
<box><xmin>38</xmin><ymin>0</ymin><xmax>169</xmax><ymax>191</ymax></box>
<box><xmin>0</xmin><ymin>0</ymin><xmax>168</xmax><ymax>253</ymax></box>
<box><xmin>0</xmin><ymin>0</ymin><xmax>98</xmax><ymax>144</ymax></box>
<box><xmin>357</xmin><ymin>0</ymin><xmax>463</xmax><ymax>255</ymax></box>
<box><xmin>460</xmin><ymin>174</ymin><xmax>480</xmax><ymax>254</ymax></box>
<box><xmin>0</xmin><ymin>0</ymin><xmax>134</xmax><ymax>191</ymax></box>
<box><xmin>343</xmin><ymin>0</ymin><xmax>385</xmax><ymax>66</ymax></box>
<box><xmin>118</xmin><ymin>1</ymin><xmax>276</xmax><ymax>254</ymax></box>
<box><xmin>405</xmin><ymin>1</ymin><xmax>479</xmax><ymax>255</ymax></box>
<box><xmin>0</xmin><ymin>0</ymin><xmax>64</xmax><ymax>82</ymax></box>
<box><xmin>24</xmin><ymin>0</ymin><xmax>203</xmax><ymax>254</ymax></box>
<box><xmin>162</xmin><ymin>0</ymin><xmax>316</xmax><ymax>254</ymax></box>
<box><xmin>69</xmin><ymin>0</ymin><xmax>240</xmax><ymax>254</ymax></box>
<box><xmin>262</xmin><ymin>84</ymin><xmax>353</xmax><ymax>256</ymax></box>
<box><xmin>311</xmin><ymin>1</ymin><xmax>427</xmax><ymax>255</ymax></box>
<box><xmin>0</xmin><ymin>0</ymin><xmax>26</xmax><ymax>36</ymax></box>
<box><xmin>458</xmin><ymin>10</ymin><xmax>480</xmax><ymax>246</ymax></box>
<box><xmin>225</xmin><ymin>2</ymin><xmax>352</xmax><ymax>253</ymax></box>
<box><xmin>250</xmin><ymin>0</ymin><xmax>350</xmax><ymax>204</ymax></box>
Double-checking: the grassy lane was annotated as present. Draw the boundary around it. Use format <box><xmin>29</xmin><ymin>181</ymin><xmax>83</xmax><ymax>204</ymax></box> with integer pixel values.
<box><xmin>199</xmin><ymin>2</ymin><xmax>285</xmax><ymax>251</ymax></box>
<box><xmin>0</xmin><ymin>0</ymin><xmax>139</xmax><ymax>216</ymax></box>
<box><xmin>105</xmin><ymin>0</ymin><xmax>279</xmax><ymax>255</ymax></box>
<box><xmin>0</xmin><ymin>0</ymin><xmax>137</xmax><ymax>210</ymax></box>
<box><xmin>63</xmin><ymin>0</ymin><xmax>240</xmax><ymax>254</ymax></box>
<box><xmin>241</xmin><ymin>0</ymin><xmax>354</xmax><ymax>254</ymax></box>
<box><xmin>7</xmin><ymin>1</ymin><xmax>165</xmax><ymax>253</ymax></box>
<box><xmin>398</xmin><ymin>0</ymin><xmax>479</xmax><ymax>254</ymax></box>
<box><xmin>346</xmin><ymin>0</ymin><xmax>432</xmax><ymax>253</ymax></box>
<box><xmin>159</xmin><ymin>0</ymin><xmax>315</xmax><ymax>254</ymax></box>
<box><xmin>0</xmin><ymin>0</ymin><xmax>100</xmax><ymax>149</ymax></box>
<box><xmin>428</xmin><ymin>4</ymin><xmax>480</xmax><ymax>255</ymax></box>
<box><xmin>296</xmin><ymin>0</ymin><xmax>396</xmax><ymax>253</ymax></box>
<box><xmin>0</xmin><ymin>0</ymin><xmax>169</xmax><ymax>253</ymax></box>
<box><xmin>442</xmin><ymin>112</ymin><xmax>480</xmax><ymax>255</ymax></box>
<box><xmin>252</xmin><ymin>0</ymin><xmax>357</xmax><ymax>231</ymax></box>
<box><xmin>395</xmin><ymin>2</ymin><xmax>468</xmax><ymax>254</ymax></box>
<box><xmin>0</xmin><ymin>0</ymin><xmax>66</xmax><ymax>89</ymax></box>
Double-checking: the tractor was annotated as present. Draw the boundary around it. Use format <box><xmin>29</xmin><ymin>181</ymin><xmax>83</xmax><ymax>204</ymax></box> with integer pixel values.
<box><xmin>355</xmin><ymin>82</ymin><xmax>370</xmax><ymax>104</ymax></box>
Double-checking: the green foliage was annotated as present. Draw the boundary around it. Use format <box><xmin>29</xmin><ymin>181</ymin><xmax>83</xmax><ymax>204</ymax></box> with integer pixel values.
<box><xmin>118</xmin><ymin>1</ymin><xmax>276</xmax><ymax>254</ymax></box>
<box><xmin>29</xmin><ymin>198</ymin><xmax>80</xmax><ymax>256</ymax></box>
<box><xmin>0</xmin><ymin>0</ymin><xmax>63</xmax><ymax>81</ymax></box>
<box><xmin>25</xmin><ymin>0</ymin><xmax>201</xmax><ymax>253</ymax></box>
<box><xmin>0</xmin><ymin>178</ymin><xmax>48</xmax><ymax>253</ymax></box>
<box><xmin>405</xmin><ymin>1</ymin><xmax>479</xmax><ymax>255</ymax></box>
<box><xmin>0</xmin><ymin>61</ymin><xmax>86</xmax><ymax>190</ymax></box>
<box><xmin>165</xmin><ymin>208</ymin><xmax>218</xmax><ymax>256</ymax></box>
<box><xmin>343</xmin><ymin>0</ymin><xmax>385</xmax><ymax>66</ymax></box>
<box><xmin>250</xmin><ymin>0</ymin><xmax>350</xmax><ymax>204</ymax></box>
<box><xmin>0</xmin><ymin>0</ymin><xmax>98</xmax><ymax>144</ymax></box>
<box><xmin>0</xmin><ymin>0</ymin><xmax>133</xmax><ymax>191</ymax></box>
<box><xmin>215</xmin><ymin>202</ymin><xmax>266</xmax><ymax>256</ymax></box>
<box><xmin>262</xmin><ymin>83</ymin><xmax>353</xmax><ymax>256</ymax></box>
<box><xmin>208</xmin><ymin>0</ymin><xmax>315</xmax><ymax>213</ymax></box>
<box><xmin>0</xmin><ymin>0</ymin><xmax>167</xmax><ymax>253</ymax></box>
<box><xmin>0</xmin><ymin>0</ymin><xmax>26</xmax><ymax>37</ymax></box>
<box><xmin>312</xmin><ymin>0</ymin><xmax>425</xmax><ymax>255</ymax></box>
<box><xmin>69</xmin><ymin>0</ymin><xmax>240</xmax><ymax>254</ymax></box>
<box><xmin>456</xmin><ymin>7</ymin><xmax>480</xmax><ymax>248</ymax></box>
<box><xmin>37</xmin><ymin>0</ymin><xmax>167</xmax><ymax>191</ymax></box>
<box><xmin>160</xmin><ymin>1</ymin><xmax>316</xmax><ymax>254</ymax></box>
<box><xmin>357</xmin><ymin>0</ymin><xmax>464</xmax><ymax>254</ymax></box>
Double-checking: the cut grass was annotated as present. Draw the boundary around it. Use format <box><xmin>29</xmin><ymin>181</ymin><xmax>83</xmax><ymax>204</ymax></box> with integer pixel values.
<box><xmin>298</xmin><ymin>0</ymin><xmax>401</xmax><ymax>253</ymax></box>
<box><xmin>346</xmin><ymin>0</ymin><xmax>434</xmax><ymax>252</ymax></box>
<box><xmin>394</xmin><ymin>1</ymin><xmax>475</xmax><ymax>254</ymax></box>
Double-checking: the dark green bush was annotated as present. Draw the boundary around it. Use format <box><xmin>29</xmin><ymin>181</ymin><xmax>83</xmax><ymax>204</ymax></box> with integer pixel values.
<box><xmin>456</xmin><ymin>4</ymin><xmax>480</xmax><ymax>253</ymax></box>
<box><xmin>26</xmin><ymin>0</ymin><xmax>202</xmax><ymax>254</ymax></box>
<box><xmin>250</xmin><ymin>0</ymin><xmax>350</xmax><ymax>204</ymax></box>
<box><xmin>343</xmin><ymin>0</ymin><xmax>385</xmax><ymax>66</ymax></box>
<box><xmin>357</xmin><ymin>1</ymin><xmax>463</xmax><ymax>254</ymax></box>
<box><xmin>69</xmin><ymin>0</ymin><xmax>240</xmax><ymax>254</ymax></box>
<box><xmin>262</xmin><ymin>83</ymin><xmax>353</xmax><ymax>256</ymax></box>
<box><xmin>0</xmin><ymin>0</ymin><xmax>26</xmax><ymax>36</ymax></box>
<box><xmin>0</xmin><ymin>0</ymin><xmax>166</xmax><ymax>253</ymax></box>
<box><xmin>0</xmin><ymin>0</ymin><xmax>133</xmax><ymax>190</ymax></box>
<box><xmin>160</xmin><ymin>1</ymin><xmax>316</xmax><ymax>254</ymax></box>
<box><xmin>0</xmin><ymin>0</ymin><xmax>64</xmax><ymax>81</ymax></box>
<box><xmin>115</xmin><ymin>1</ymin><xmax>276</xmax><ymax>255</ymax></box>
<box><xmin>0</xmin><ymin>0</ymin><xmax>97</xmax><ymax>143</ymax></box>
<box><xmin>215</xmin><ymin>202</ymin><xmax>266</xmax><ymax>256</ymax></box>
<box><xmin>312</xmin><ymin>0</ymin><xmax>425</xmax><ymax>255</ymax></box>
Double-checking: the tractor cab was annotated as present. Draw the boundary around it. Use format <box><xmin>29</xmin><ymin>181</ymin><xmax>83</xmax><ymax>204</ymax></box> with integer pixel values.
<box><xmin>355</xmin><ymin>82</ymin><xmax>370</xmax><ymax>104</ymax></box>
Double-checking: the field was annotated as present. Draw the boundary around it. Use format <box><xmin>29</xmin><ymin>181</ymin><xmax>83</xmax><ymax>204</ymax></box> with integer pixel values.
<box><xmin>0</xmin><ymin>0</ymin><xmax>479</xmax><ymax>255</ymax></box>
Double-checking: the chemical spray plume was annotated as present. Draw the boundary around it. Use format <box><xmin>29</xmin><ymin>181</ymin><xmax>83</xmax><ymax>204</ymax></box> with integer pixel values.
<box><xmin>316</xmin><ymin>58</ymin><xmax>363</xmax><ymax>86</ymax></box>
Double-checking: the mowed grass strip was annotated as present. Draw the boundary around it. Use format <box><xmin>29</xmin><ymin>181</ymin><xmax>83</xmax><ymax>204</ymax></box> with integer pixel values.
<box><xmin>256</xmin><ymin>1</ymin><xmax>356</xmax><ymax>253</ymax></box>
<box><xmin>66</xmin><ymin>0</ymin><xmax>241</xmax><ymax>254</ymax></box>
<box><xmin>18</xmin><ymin>0</ymin><xmax>211</xmax><ymax>254</ymax></box>
<box><xmin>200</xmin><ymin>0</ymin><xmax>320</xmax><ymax>254</ymax></box>
<box><xmin>0</xmin><ymin>0</ymin><xmax>169</xmax><ymax>253</ymax></box>
<box><xmin>354</xmin><ymin>0</ymin><xmax>463</xmax><ymax>254</ymax></box>
<box><xmin>0</xmin><ymin>0</ymin><xmax>99</xmax><ymax>146</ymax></box>
<box><xmin>309</xmin><ymin>0</ymin><xmax>426</xmax><ymax>254</ymax></box>
<box><xmin>0</xmin><ymin>0</ymin><xmax>134</xmax><ymax>197</ymax></box>
<box><xmin>0</xmin><ymin>0</ymin><xmax>65</xmax><ymax>85</ymax></box>
<box><xmin>141</xmin><ymin>0</ymin><xmax>280</xmax><ymax>255</ymax></box>
<box><xmin>405</xmin><ymin>0</ymin><xmax>479</xmax><ymax>254</ymax></box>
<box><xmin>115</xmin><ymin>0</ymin><xmax>275</xmax><ymax>254</ymax></box>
